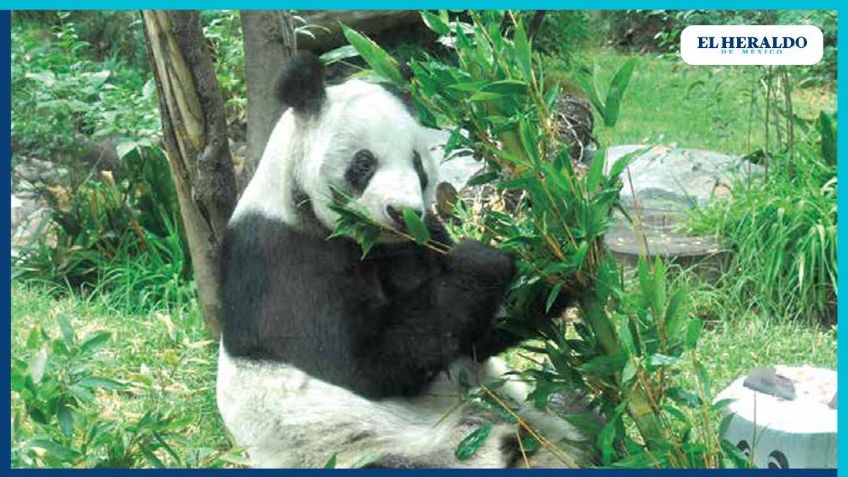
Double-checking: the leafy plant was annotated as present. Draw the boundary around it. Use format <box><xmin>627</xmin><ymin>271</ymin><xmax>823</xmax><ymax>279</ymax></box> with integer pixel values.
<box><xmin>14</xmin><ymin>145</ymin><xmax>192</xmax><ymax>313</ymax></box>
<box><xmin>12</xmin><ymin>315</ymin><xmax>168</xmax><ymax>468</ymax></box>
<box><xmin>341</xmin><ymin>10</ymin><xmax>727</xmax><ymax>467</ymax></box>
<box><xmin>12</xmin><ymin>13</ymin><xmax>160</xmax><ymax>166</ymax></box>
<box><xmin>11</xmin><ymin>306</ymin><xmax>242</xmax><ymax>468</ymax></box>
<box><xmin>689</xmin><ymin>112</ymin><xmax>837</xmax><ymax>323</ymax></box>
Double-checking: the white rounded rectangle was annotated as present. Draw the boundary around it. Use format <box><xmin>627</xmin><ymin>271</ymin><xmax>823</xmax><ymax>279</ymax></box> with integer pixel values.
<box><xmin>680</xmin><ymin>25</ymin><xmax>824</xmax><ymax>66</ymax></box>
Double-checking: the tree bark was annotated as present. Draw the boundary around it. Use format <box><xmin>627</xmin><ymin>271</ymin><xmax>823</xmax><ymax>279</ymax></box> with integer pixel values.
<box><xmin>142</xmin><ymin>10</ymin><xmax>237</xmax><ymax>336</ymax></box>
<box><xmin>239</xmin><ymin>10</ymin><xmax>296</xmax><ymax>190</ymax></box>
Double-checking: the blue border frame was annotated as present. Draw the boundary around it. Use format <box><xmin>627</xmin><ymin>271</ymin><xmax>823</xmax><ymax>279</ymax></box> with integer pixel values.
<box><xmin>3</xmin><ymin>3</ymin><xmax>845</xmax><ymax>474</ymax></box>
<box><xmin>0</xmin><ymin>1</ymin><xmax>842</xmax><ymax>9</ymax></box>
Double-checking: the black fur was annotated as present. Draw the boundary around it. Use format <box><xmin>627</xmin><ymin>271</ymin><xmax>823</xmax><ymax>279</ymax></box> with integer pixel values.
<box><xmin>412</xmin><ymin>151</ymin><xmax>429</xmax><ymax>191</ymax></box>
<box><xmin>276</xmin><ymin>52</ymin><xmax>326</xmax><ymax>115</ymax></box>
<box><xmin>220</xmin><ymin>211</ymin><xmax>523</xmax><ymax>399</ymax></box>
<box><xmin>345</xmin><ymin>149</ymin><xmax>378</xmax><ymax>195</ymax></box>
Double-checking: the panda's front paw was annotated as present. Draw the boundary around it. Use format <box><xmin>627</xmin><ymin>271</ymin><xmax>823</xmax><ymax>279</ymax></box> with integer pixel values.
<box><xmin>447</xmin><ymin>239</ymin><xmax>515</xmax><ymax>289</ymax></box>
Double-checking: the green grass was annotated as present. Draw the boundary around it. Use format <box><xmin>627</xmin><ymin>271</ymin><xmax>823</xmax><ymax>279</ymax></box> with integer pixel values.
<box><xmin>696</xmin><ymin>316</ymin><xmax>836</xmax><ymax>387</ymax></box>
<box><xmin>11</xmin><ymin>282</ymin><xmax>243</xmax><ymax>468</ymax></box>
<box><xmin>672</xmin><ymin>267</ymin><xmax>836</xmax><ymax>388</ymax></box>
<box><xmin>565</xmin><ymin>49</ymin><xmax>836</xmax><ymax>155</ymax></box>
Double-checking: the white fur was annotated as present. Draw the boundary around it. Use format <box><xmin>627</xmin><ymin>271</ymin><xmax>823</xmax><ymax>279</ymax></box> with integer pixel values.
<box><xmin>217</xmin><ymin>345</ymin><xmax>582</xmax><ymax>468</ymax></box>
<box><xmin>233</xmin><ymin>79</ymin><xmax>439</xmax><ymax>231</ymax></box>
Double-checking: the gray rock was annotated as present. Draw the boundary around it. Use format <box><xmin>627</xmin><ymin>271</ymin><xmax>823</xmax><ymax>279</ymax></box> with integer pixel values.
<box><xmin>603</xmin><ymin>145</ymin><xmax>761</xmax><ymax>272</ymax></box>
<box><xmin>14</xmin><ymin>157</ymin><xmax>69</xmax><ymax>186</ymax></box>
<box><xmin>606</xmin><ymin>145</ymin><xmax>763</xmax><ymax>213</ymax></box>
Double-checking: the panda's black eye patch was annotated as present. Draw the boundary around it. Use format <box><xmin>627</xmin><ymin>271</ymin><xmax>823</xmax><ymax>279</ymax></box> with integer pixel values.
<box><xmin>412</xmin><ymin>151</ymin><xmax>428</xmax><ymax>191</ymax></box>
<box><xmin>346</xmin><ymin>149</ymin><xmax>377</xmax><ymax>194</ymax></box>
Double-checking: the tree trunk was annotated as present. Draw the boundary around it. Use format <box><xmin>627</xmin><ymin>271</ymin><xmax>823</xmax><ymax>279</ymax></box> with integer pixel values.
<box><xmin>142</xmin><ymin>10</ymin><xmax>237</xmax><ymax>336</ymax></box>
<box><xmin>239</xmin><ymin>10</ymin><xmax>296</xmax><ymax>190</ymax></box>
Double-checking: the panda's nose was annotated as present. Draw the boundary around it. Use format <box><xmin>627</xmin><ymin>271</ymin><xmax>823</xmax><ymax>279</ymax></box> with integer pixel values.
<box><xmin>385</xmin><ymin>205</ymin><xmax>423</xmax><ymax>229</ymax></box>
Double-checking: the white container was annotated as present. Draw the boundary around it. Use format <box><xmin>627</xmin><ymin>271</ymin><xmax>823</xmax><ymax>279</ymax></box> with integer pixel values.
<box><xmin>716</xmin><ymin>365</ymin><xmax>837</xmax><ymax>468</ymax></box>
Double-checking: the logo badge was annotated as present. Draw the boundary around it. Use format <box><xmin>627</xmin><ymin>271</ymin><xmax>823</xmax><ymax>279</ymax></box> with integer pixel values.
<box><xmin>680</xmin><ymin>25</ymin><xmax>824</xmax><ymax>65</ymax></box>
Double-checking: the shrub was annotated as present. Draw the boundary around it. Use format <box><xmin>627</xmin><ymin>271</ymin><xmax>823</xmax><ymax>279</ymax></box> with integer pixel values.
<box><xmin>11</xmin><ymin>301</ymin><xmax>241</xmax><ymax>468</ymax></box>
<box><xmin>14</xmin><ymin>145</ymin><xmax>192</xmax><ymax>313</ymax></box>
<box><xmin>689</xmin><ymin>112</ymin><xmax>837</xmax><ymax>324</ymax></box>
<box><xmin>12</xmin><ymin>13</ymin><xmax>159</xmax><ymax>167</ymax></box>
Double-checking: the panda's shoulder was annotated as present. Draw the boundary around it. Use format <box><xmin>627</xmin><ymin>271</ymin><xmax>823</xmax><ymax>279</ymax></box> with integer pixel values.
<box><xmin>222</xmin><ymin>212</ymin><xmax>338</xmax><ymax>269</ymax></box>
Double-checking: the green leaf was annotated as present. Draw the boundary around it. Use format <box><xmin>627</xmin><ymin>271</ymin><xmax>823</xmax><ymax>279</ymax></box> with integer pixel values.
<box><xmin>647</xmin><ymin>353</ymin><xmax>680</xmax><ymax>369</ymax></box>
<box><xmin>140</xmin><ymin>447</ymin><xmax>166</xmax><ymax>468</ymax></box>
<box><xmin>57</xmin><ymin>315</ymin><xmax>75</xmax><ymax>348</ymax></box>
<box><xmin>603</xmin><ymin>58</ymin><xmax>636</xmax><ymax>127</ymax></box>
<box><xmin>577</xmin><ymin>64</ymin><xmax>606</xmax><ymax>123</ymax></box>
<box><xmin>421</xmin><ymin>11</ymin><xmax>451</xmax><ymax>35</ymax></box>
<box><xmin>28</xmin><ymin>438</ymin><xmax>80</xmax><ymax>461</ymax></box>
<box><xmin>545</xmin><ymin>283</ymin><xmax>564</xmax><ymax>313</ymax></box>
<box><xmin>667</xmin><ymin>386</ymin><xmax>703</xmax><ymax>408</ymax></box>
<box><xmin>468</xmin><ymin>91</ymin><xmax>503</xmax><ymax>102</ymax></box>
<box><xmin>607</xmin><ymin>147</ymin><xmax>643</xmax><ymax>180</ymax></box>
<box><xmin>685</xmin><ymin>318</ymin><xmax>702</xmax><ymax>350</ymax></box>
<box><xmin>712</xmin><ymin>398</ymin><xmax>734</xmax><ymax>412</ymax></box>
<box><xmin>819</xmin><ymin>111</ymin><xmax>836</xmax><ymax>165</ymax></box>
<box><xmin>76</xmin><ymin>376</ymin><xmax>125</xmax><ymax>391</ymax></box>
<box><xmin>319</xmin><ymin>45</ymin><xmax>359</xmax><ymax>65</ymax></box>
<box><xmin>342</xmin><ymin>26</ymin><xmax>405</xmax><ymax>86</ymax></box>
<box><xmin>57</xmin><ymin>404</ymin><xmax>74</xmax><ymax>436</ymax></box>
<box><xmin>513</xmin><ymin>20</ymin><xmax>532</xmax><ymax>80</ymax></box>
<box><xmin>480</xmin><ymin>79</ymin><xmax>529</xmax><ymax>96</ymax></box>
<box><xmin>621</xmin><ymin>360</ymin><xmax>637</xmax><ymax>385</ymax></box>
<box><xmin>323</xmin><ymin>453</ymin><xmax>338</xmax><ymax>469</ymax></box>
<box><xmin>402</xmin><ymin>208</ymin><xmax>430</xmax><ymax>245</ymax></box>
<box><xmin>586</xmin><ymin>149</ymin><xmax>606</xmax><ymax>191</ymax></box>
<box><xmin>448</xmin><ymin>80</ymin><xmax>491</xmax><ymax>92</ymax></box>
<box><xmin>720</xmin><ymin>434</ymin><xmax>750</xmax><ymax>468</ymax></box>
<box><xmin>455</xmin><ymin>422</ymin><xmax>493</xmax><ymax>460</ymax></box>
<box><xmin>518</xmin><ymin>119</ymin><xmax>539</xmax><ymax>165</ymax></box>
<box><xmin>578</xmin><ymin>352</ymin><xmax>627</xmax><ymax>376</ymax></box>
<box><xmin>80</xmin><ymin>331</ymin><xmax>110</xmax><ymax>356</ymax></box>
<box><xmin>466</xmin><ymin>171</ymin><xmax>499</xmax><ymax>187</ymax></box>
<box><xmin>115</xmin><ymin>141</ymin><xmax>139</xmax><ymax>160</ymax></box>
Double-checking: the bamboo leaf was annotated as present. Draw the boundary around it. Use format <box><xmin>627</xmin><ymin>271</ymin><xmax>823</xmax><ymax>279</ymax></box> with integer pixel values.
<box><xmin>513</xmin><ymin>20</ymin><xmax>532</xmax><ymax>80</ymax></box>
<box><xmin>466</xmin><ymin>171</ymin><xmax>500</xmax><ymax>187</ymax></box>
<box><xmin>79</xmin><ymin>331</ymin><xmax>111</xmax><ymax>356</ymax></box>
<box><xmin>519</xmin><ymin>119</ymin><xmax>539</xmax><ymax>165</ymax></box>
<box><xmin>603</xmin><ymin>58</ymin><xmax>636</xmax><ymax>127</ymax></box>
<box><xmin>455</xmin><ymin>422</ymin><xmax>493</xmax><ymax>460</ymax></box>
<box><xmin>57</xmin><ymin>315</ymin><xmax>75</xmax><ymax>348</ymax></box>
<box><xmin>819</xmin><ymin>111</ymin><xmax>836</xmax><ymax>165</ymax></box>
<box><xmin>402</xmin><ymin>208</ymin><xmax>430</xmax><ymax>245</ymax></box>
<box><xmin>586</xmin><ymin>149</ymin><xmax>606</xmax><ymax>192</ymax></box>
<box><xmin>342</xmin><ymin>26</ymin><xmax>405</xmax><ymax>86</ymax></box>
<box><xmin>421</xmin><ymin>11</ymin><xmax>451</xmax><ymax>35</ymax></box>
<box><xmin>545</xmin><ymin>282</ymin><xmax>564</xmax><ymax>313</ymax></box>
<box><xmin>685</xmin><ymin>318</ymin><xmax>702</xmax><ymax>350</ymax></box>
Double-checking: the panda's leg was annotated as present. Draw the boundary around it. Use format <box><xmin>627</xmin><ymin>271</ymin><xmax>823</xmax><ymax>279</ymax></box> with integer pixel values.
<box><xmin>476</xmin><ymin>357</ymin><xmax>593</xmax><ymax>468</ymax></box>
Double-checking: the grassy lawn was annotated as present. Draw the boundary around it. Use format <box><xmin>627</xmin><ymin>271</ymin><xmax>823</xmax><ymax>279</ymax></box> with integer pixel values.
<box><xmin>11</xmin><ymin>282</ymin><xmax>242</xmax><ymax>467</ymax></box>
<box><xmin>571</xmin><ymin>49</ymin><xmax>837</xmax><ymax>155</ymax></box>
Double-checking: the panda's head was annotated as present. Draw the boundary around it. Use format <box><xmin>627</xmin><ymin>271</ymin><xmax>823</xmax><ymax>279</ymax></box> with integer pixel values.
<box><xmin>252</xmin><ymin>53</ymin><xmax>439</xmax><ymax>238</ymax></box>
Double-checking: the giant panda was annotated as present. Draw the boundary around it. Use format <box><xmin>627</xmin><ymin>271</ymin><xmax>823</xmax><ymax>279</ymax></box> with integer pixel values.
<box><xmin>216</xmin><ymin>53</ymin><xmax>591</xmax><ymax>468</ymax></box>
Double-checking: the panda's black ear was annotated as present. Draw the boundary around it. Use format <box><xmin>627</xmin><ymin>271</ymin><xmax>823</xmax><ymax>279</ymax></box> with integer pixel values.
<box><xmin>275</xmin><ymin>52</ymin><xmax>326</xmax><ymax>116</ymax></box>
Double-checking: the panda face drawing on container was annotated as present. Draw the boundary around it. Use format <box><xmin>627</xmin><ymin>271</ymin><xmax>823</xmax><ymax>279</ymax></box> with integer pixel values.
<box><xmin>216</xmin><ymin>53</ymin><xmax>589</xmax><ymax>468</ymax></box>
